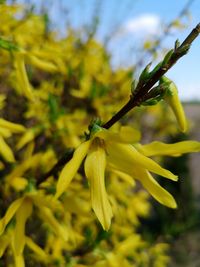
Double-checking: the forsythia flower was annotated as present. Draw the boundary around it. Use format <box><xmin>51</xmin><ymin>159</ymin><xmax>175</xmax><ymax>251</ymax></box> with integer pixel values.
<box><xmin>0</xmin><ymin>229</ymin><xmax>49</xmax><ymax>267</ymax></box>
<box><xmin>161</xmin><ymin>76</ymin><xmax>187</xmax><ymax>132</ymax></box>
<box><xmin>0</xmin><ymin>192</ymin><xmax>66</xmax><ymax>256</ymax></box>
<box><xmin>14</xmin><ymin>52</ymin><xmax>35</xmax><ymax>101</ymax></box>
<box><xmin>0</xmin><ymin>118</ymin><xmax>25</xmax><ymax>162</ymax></box>
<box><xmin>55</xmin><ymin>126</ymin><xmax>200</xmax><ymax>230</ymax></box>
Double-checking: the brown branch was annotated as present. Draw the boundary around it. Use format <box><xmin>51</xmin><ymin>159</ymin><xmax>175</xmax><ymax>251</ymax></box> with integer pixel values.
<box><xmin>36</xmin><ymin>148</ymin><xmax>74</xmax><ymax>185</ymax></box>
<box><xmin>37</xmin><ymin>23</ymin><xmax>200</xmax><ymax>185</ymax></box>
<box><xmin>102</xmin><ymin>23</ymin><xmax>200</xmax><ymax>129</ymax></box>
<box><xmin>136</xmin><ymin>0</ymin><xmax>196</xmax><ymax>68</ymax></box>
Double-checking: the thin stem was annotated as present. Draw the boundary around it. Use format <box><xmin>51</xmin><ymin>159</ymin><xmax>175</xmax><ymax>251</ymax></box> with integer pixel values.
<box><xmin>36</xmin><ymin>148</ymin><xmax>74</xmax><ymax>185</ymax></box>
<box><xmin>103</xmin><ymin>23</ymin><xmax>200</xmax><ymax>129</ymax></box>
<box><xmin>37</xmin><ymin>23</ymin><xmax>200</xmax><ymax>185</ymax></box>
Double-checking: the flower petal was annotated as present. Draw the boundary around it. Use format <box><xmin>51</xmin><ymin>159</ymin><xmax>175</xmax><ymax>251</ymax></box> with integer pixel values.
<box><xmin>0</xmin><ymin>118</ymin><xmax>26</xmax><ymax>133</ymax></box>
<box><xmin>119</xmin><ymin>126</ymin><xmax>141</xmax><ymax>143</ymax></box>
<box><xmin>0</xmin><ymin>235</ymin><xmax>10</xmax><ymax>257</ymax></box>
<box><xmin>85</xmin><ymin>144</ymin><xmax>113</xmax><ymax>231</ymax></box>
<box><xmin>14</xmin><ymin>53</ymin><xmax>34</xmax><ymax>101</ymax></box>
<box><xmin>30</xmin><ymin>192</ymin><xmax>61</xmax><ymax>211</ymax></box>
<box><xmin>0</xmin><ymin>136</ymin><xmax>15</xmax><ymax>162</ymax></box>
<box><xmin>108</xmin><ymin>166</ymin><xmax>135</xmax><ymax>186</ymax></box>
<box><xmin>38</xmin><ymin>206</ymin><xmax>68</xmax><ymax>241</ymax></box>
<box><xmin>14</xmin><ymin>198</ymin><xmax>33</xmax><ymax>255</ymax></box>
<box><xmin>95</xmin><ymin>126</ymin><xmax>140</xmax><ymax>144</ymax></box>
<box><xmin>55</xmin><ymin>140</ymin><xmax>91</xmax><ymax>199</ymax></box>
<box><xmin>27</xmin><ymin>54</ymin><xmax>57</xmax><ymax>73</ymax></box>
<box><xmin>13</xmin><ymin>253</ymin><xmax>25</xmax><ymax>267</ymax></box>
<box><xmin>110</xmin><ymin>162</ymin><xmax>177</xmax><ymax>208</ymax></box>
<box><xmin>162</xmin><ymin>76</ymin><xmax>187</xmax><ymax>132</ymax></box>
<box><xmin>0</xmin><ymin>197</ymin><xmax>24</xmax><ymax>235</ymax></box>
<box><xmin>26</xmin><ymin>236</ymin><xmax>48</xmax><ymax>260</ymax></box>
<box><xmin>107</xmin><ymin>142</ymin><xmax>178</xmax><ymax>181</ymax></box>
<box><xmin>137</xmin><ymin>169</ymin><xmax>177</xmax><ymax>208</ymax></box>
<box><xmin>136</xmin><ymin>141</ymin><xmax>200</xmax><ymax>157</ymax></box>
<box><xmin>16</xmin><ymin>129</ymin><xmax>36</xmax><ymax>150</ymax></box>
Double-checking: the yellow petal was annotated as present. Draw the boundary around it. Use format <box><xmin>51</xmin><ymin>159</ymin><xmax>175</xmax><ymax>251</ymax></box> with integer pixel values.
<box><xmin>16</xmin><ymin>129</ymin><xmax>36</xmax><ymax>150</ymax></box>
<box><xmin>0</xmin><ymin>126</ymin><xmax>11</xmax><ymax>138</ymax></box>
<box><xmin>110</xmin><ymin>161</ymin><xmax>177</xmax><ymax>208</ymax></box>
<box><xmin>0</xmin><ymin>197</ymin><xmax>24</xmax><ymax>235</ymax></box>
<box><xmin>14</xmin><ymin>53</ymin><xmax>34</xmax><ymax>101</ymax></box>
<box><xmin>5</xmin><ymin>153</ymin><xmax>42</xmax><ymax>184</ymax></box>
<box><xmin>95</xmin><ymin>126</ymin><xmax>140</xmax><ymax>144</ymax></box>
<box><xmin>162</xmin><ymin>76</ymin><xmax>187</xmax><ymax>132</ymax></box>
<box><xmin>55</xmin><ymin>140</ymin><xmax>91</xmax><ymax>199</ymax></box>
<box><xmin>85</xmin><ymin>143</ymin><xmax>113</xmax><ymax>231</ymax></box>
<box><xmin>0</xmin><ymin>118</ymin><xmax>26</xmax><ymax>133</ymax></box>
<box><xmin>107</xmin><ymin>142</ymin><xmax>178</xmax><ymax>181</ymax></box>
<box><xmin>137</xmin><ymin>169</ymin><xmax>177</xmax><ymax>208</ymax></box>
<box><xmin>109</xmin><ymin>167</ymin><xmax>135</xmax><ymax>186</ymax></box>
<box><xmin>38</xmin><ymin>206</ymin><xmax>68</xmax><ymax>241</ymax></box>
<box><xmin>13</xmin><ymin>253</ymin><xmax>25</xmax><ymax>267</ymax></box>
<box><xmin>119</xmin><ymin>126</ymin><xmax>141</xmax><ymax>143</ymax></box>
<box><xmin>10</xmin><ymin>177</ymin><xmax>28</xmax><ymax>191</ymax></box>
<box><xmin>63</xmin><ymin>194</ymin><xmax>90</xmax><ymax>215</ymax></box>
<box><xmin>0</xmin><ymin>235</ymin><xmax>10</xmax><ymax>257</ymax></box>
<box><xmin>169</xmin><ymin>93</ymin><xmax>187</xmax><ymax>132</ymax></box>
<box><xmin>136</xmin><ymin>141</ymin><xmax>200</xmax><ymax>157</ymax></box>
<box><xmin>14</xmin><ymin>198</ymin><xmax>33</xmax><ymax>255</ymax></box>
<box><xmin>26</xmin><ymin>236</ymin><xmax>48</xmax><ymax>260</ymax></box>
<box><xmin>115</xmin><ymin>234</ymin><xmax>141</xmax><ymax>255</ymax></box>
<box><xmin>27</xmin><ymin>54</ymin><xmax>58</xmax><ymax>72</ymax></box>
<box><xmin>0</xmin><ymin>136</ymin><xmax>15</xmax><ymax>162</ymax></box>
<box><xmin>31</xmin><ymin>192</ymin><xmax>62</xmax><ymax>211</ymax></box>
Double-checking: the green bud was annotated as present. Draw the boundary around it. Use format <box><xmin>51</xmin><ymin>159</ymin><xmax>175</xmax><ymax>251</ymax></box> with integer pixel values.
<box><xmin>138</xmin><ymin>62</ymin><xmax>152</xmax><ymax>82</ymax></box>
<box><xmin>150</xmin><ymin>62</ymin><xmax>163</xmax><ymax>76</ymax></box>
<box><xmin>162</xmin><ymin>49</ymin><xmax>174</xmax><ymax>65</ymax></box>
<box><xmin>88</xmin><ymin>118</ymin><xmax>102</xmax><ymax>138</ymax></box>
<box><xmin>142</xmin><ymin>99</ymin><xmax>158</xmax><ymax>106</ymax></box>
<box><xmin>174</xmin><ymin>39</ymin><xmax>180</xmax><ymax>50</ymax></box>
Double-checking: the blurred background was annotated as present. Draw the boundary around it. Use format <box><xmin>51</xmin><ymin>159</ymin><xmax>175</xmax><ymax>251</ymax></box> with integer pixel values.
<box><xmin>10</xmin><ymin>0</ymin><xmax>200</xmax><ymax>100</ymax></box>
<box><xmin>3</xmin><ymin>0</ymin><xmax>200</xmax><ymax>266</ymax></box>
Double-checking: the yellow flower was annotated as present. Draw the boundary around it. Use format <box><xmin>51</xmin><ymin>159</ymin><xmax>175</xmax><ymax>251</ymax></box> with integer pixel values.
<box><xmin>161</xmin><ymin>76</ymin><xmax>187</xmax><ymax>132</ymax></box>
<box><xmin>0</xmin><ymin>229</ymin><xmax>49</xmax><ymax>267</ymax></box>
<box><xmin>14</xmin><ymin>52</ymin><xmax>35</xmax><ymax>101</ymax></box>
<box><xmin>0</xmin><ymin>192</ymin><xmax>66</xmax><ymax>255</ymax></box>
<box><xmin>0</xmin><ymin>118</ymin><xmax>25</xmax><ymax>133</ymax></box>
<box><xmin>54</xmin><ymin>126</ymin><xmax>199</xmax><ymax>230</ymax></box>
<box><xmin>26</xmin><ymin>53</ymin><xmax>58</xmax><ymax>73</ymax></box>
<box><xmin>135</xmin><ymin>140</ymin><xmax>200</xmax><ymax>157</ymax></box>
<box><xmin>0</xmin><ymin>118</ymin><xmax>25</xmax><ymax>162</ymax></box>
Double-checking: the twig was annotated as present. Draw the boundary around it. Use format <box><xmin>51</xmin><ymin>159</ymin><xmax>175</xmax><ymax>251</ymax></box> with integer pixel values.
<box><xmin>102</xmin><ymin>23</ymin><xmax>200</xmax><ymax>129</ymax></box>
<box><xmin>37</xmin><ymin>23</ymin><xmax>200</xmax><ymax>185</ymax></box>
<box><xmin>36</xmin><ymin>148</ymin><xmax>74</xmax><ymax>185</ymax></box>
<box><xmin>136</xmin><ymin>0</ymin><xmax>196</xmax><ymax>68</ymax></box>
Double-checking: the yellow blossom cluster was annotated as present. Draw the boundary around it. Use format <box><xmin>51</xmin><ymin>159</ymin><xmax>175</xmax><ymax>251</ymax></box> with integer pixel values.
<box><xmin>0</xmin><ymin>3</ymin><xmax>199</xmax><ymax>267</ymax></box>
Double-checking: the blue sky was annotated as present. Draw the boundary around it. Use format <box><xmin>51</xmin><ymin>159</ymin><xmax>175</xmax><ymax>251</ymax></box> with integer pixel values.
<box><xmin>16</xmin><ymin>0</ymin><xmax>200</xmax><ymax>101</ymax></box>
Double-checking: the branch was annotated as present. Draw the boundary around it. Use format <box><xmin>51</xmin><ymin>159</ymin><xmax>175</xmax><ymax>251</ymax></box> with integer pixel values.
<box><xmin>36</xmin><ymin>148</ymin><xmax>74</xmax><ymax>185</ymax></box>
<box><xmin>102</xmin><ymin>23</ymin><xmax>200</xmax><ymax>129</ymax></box>
<box><xmin>37</xmin><ymin>23</ymin><xmax>200</xmax><ymax>185</ymax></box>
<box><xmin>135</xmin><ymin>0</ymin><xmax>196</xmax><ymax>67</ymax></box>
